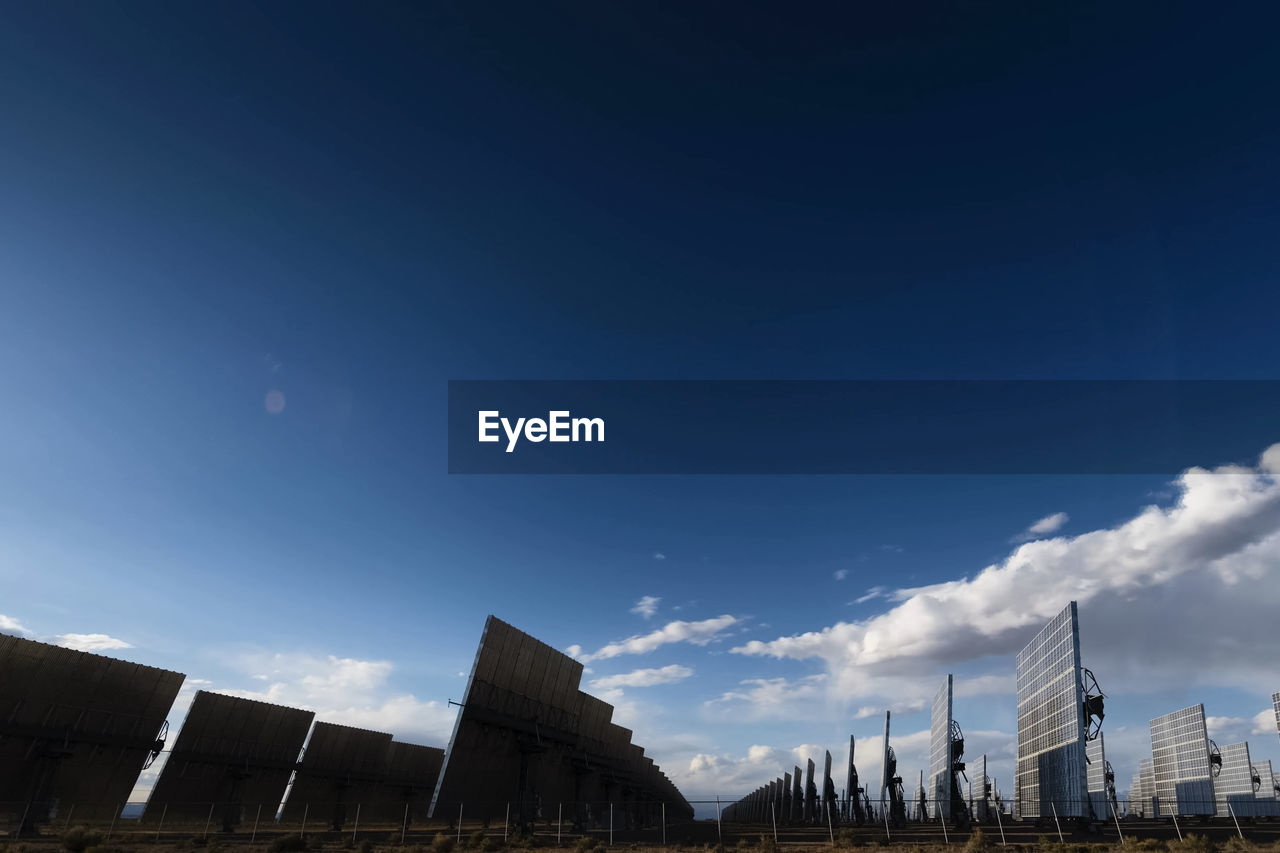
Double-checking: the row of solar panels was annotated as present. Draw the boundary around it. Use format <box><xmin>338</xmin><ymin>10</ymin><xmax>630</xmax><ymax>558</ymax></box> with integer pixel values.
<box><xmin>0</xmin><ymin>615</ymin><xmax>691</xmax><ymax>831</ymax></box>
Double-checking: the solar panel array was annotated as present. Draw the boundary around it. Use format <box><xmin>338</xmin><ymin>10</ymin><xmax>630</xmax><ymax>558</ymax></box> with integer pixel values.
<box><xmin>146</xmin><ymin>691</ymin><xmax>314</xmax><ymax>826</ymax></box>
<box><xmin>429</xmin><ymin>616</ymin><xmax>691</xmax><ymax>825</ymax></box>
<box><xmin>1150</xmin><ymin>704</ymin><xmax>1215</xmax><ymax>817</ymax></box>
<box><xmin>1015</xmin><ymin>601</ymin><xmax>1089</xmax><ymax>818</ymax></box>
<box><xmin>0</xmin><ymin>634</ymin><xmax>185</xmax><ymax>823</ymax></box>
<box><xmin>1215</xmin><ymin>742</ymin><xmax>1257</xmax><ymax>818</ymax></box>
<box><xmin>1254</xmin><ymin>759</ymin><xmax>1280</xmax><ymax>817</ymax></box>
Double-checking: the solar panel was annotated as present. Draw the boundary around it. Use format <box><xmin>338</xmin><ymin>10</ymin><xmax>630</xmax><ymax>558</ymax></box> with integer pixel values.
<box><xmin>1086</xmin><ymin>732</ymin><xmax>1107</xmax><ymax>817</ymax></box>
<box><xmin>281</xmin><ymin>721</ymin><xmax>394</xmax><ymax>829</ymax></box>
<box><xmin>1015</xmin><ymin>601</ymin><xmax>1089</xmax><ymax>818</ymax></box>
<box><xmin>1253</xmin><ymin>759</ymin><xmax>1280</xmax><ymax>817</ymax></box>
<box><xmin>1149</xmin><ymin>704</ymin><xmax>1215</xmax><ymax>816</ymax></box>
<box><xmin>1214</xmin><ymin>742</ymin><xmax>1256</xmax><ymax>818</ymax></box>
<box><xmin>929</xmin><ymin>675</ymin><xmax>953</xmax><ymax>819</ymax></box>
<box><xmin>0</xmin><ymin>635</ymin><xmax>184</xmax><ymax>826</ymax></box>
<box><xmin>145</xmin><ymin>691</ymin><xmax>314</xmax><ymax>829</ymax></box>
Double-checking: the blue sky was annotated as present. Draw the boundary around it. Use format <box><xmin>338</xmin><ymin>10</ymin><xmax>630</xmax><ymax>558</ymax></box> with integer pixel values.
<box><xmin>2</xmin><ymin>1</ymin><xmax>1279</xmax><ymax>813</ymax></box>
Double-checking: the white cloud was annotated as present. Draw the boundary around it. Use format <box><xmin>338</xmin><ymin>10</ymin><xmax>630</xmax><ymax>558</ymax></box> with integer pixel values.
<box><xmin>834</xmin><ymin>569</ymin><xmax>849</xmax><ymax>581</ymax></box>
<box><xmin>54</xmin><ymin>633</ymin><xmax>133</xmax><ymax>652</ymax></box>
<box><xmin>1013</xmin><ymin>511</ymin><xmax>1070</xmax><ymax>542</ymax></box>
<box><xmin>854</xmin><ymin>586</ymin><xmax>887</xmax><ymax>604</ymax></box>
<box><xmin>732</xmin><ymin>444</ymin><xmax>1280</xmax><ymax>705</ymax></box>
<box><xmin>630</xmin><ymin>595</ymin><xmax>662</xmax><ymax>619</ymax></box>
<box><xmin>0</xmin><ymin>614</ymin><xmax>33</xmax><ymax>637</ymax></box>
<box><xmin>653</xmin><ymin>552</ymin><xmax>667</xmax><ymax>561</ymax></box>
<box><xmin>589</xmin><ymin>664</ymin><xmax>693</xmax><ymax>690</ymax></box>
<box><xmin>1205</xmin><ymin>716</ymin><xmax>1248</xmax><ymax>739</ymax></box>
<box><xmin>576</xmin><ymin>615</ymin><xmax>739</xmax><ymax>663</ymax></box>
<box><xmin>217</xmin><ymin>651</ymin><xmax>457</xmax><ymax>747</ymax></box>
<box><xmin>702</xmin><ymin>674</ymin><xmax>828</xmax><ymax>721</ymax></box>
<box><xmin>1251</xmin><ymin>708</ymin><xmax>1276</xmax><ymax>736</ymax></box>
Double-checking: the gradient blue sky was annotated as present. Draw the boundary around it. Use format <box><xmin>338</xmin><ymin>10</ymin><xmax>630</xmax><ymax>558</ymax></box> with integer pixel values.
<box><xmin>2</xmin><ymin>2</ymin><xmax>1279</xmax><ymax>812</ymax></box>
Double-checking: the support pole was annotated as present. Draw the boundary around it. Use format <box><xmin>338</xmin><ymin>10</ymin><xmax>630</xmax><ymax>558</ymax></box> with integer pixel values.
<box><xmin>610</xmin><ymin>802</ymin><xmax>614</xmax><ymax>847</ymax></box>
<box><xmin>1172</xmin><ymin>812</ymin><xmax>1182</xmax><ymax>842</ymax></box>
<box><xmin>771</xmin><ymin>801</ymin><xmax>778</xmax><ymax>844</ymax></box>
<box><xmin>457</xmin><ymin>803</ymin><xmax>463</xmax><ymax>846</ymax></box>
<box><xmin>558</xmin><ymin>803</ymin><xmax>563</xmax><ymax>846</ymax></box>
<box><xmin>1051</xmin><ymin>802</ymin><xmax>1063</xmax><ymax>843</ymax></box>
<box><xmin>941</xmin><ymin>806</ymin><xmax>949</xmax><ymax>845</ymax></box>
<box><xmin>662</xmin><ymin>802</ymin><xmax>666</xmax><ymax>847</ymax></box>
<box><xmin>883</xmin><ymin>796</ymin><xmax>891</xmax><ymax>841</ymax></box>
<box><xmin>402</xmin><ymin>802</ymin><xmax>410</xmax><ymax>845</ymax></box>
<box><xmin>108</xmin><ymin>803</ymin><xmax>121</xmax><ymax>842</ymax></box>
<box><xmin>302</xmin><ymin>803</ymin><xmax>309</xmax><ymax>839</ymax></box>
<box><xmin>1109</xmin><ymin>799</ymin><xmax>1123</xmax><ymax>843</ymax></box>
<box><xmin>826</xmin><ymin>800</ymin><xmax>834</xmax><ymax>846</ymax></box>
<box><xmin>15</xmin><ymin>802</ymin><xmax>30</xmax><ymax>841</ymax></box>
<box><xmin>156</xmin><ymin>803</ymin><xmax>169</xmax><ymax>843</ymax></box>
<box><xmin>1229</xmin><ymin>803</ymin><xmax>1243</xmax><ymax>840</ymax></box>
<box><xmin>716</xmin><ymin>796</ymin><xmax>722</xmax><ymax>844</ymax></box>
<box><xmin>65</xmin><ymin>803</ymin><xmax>76</xmax><ymax>830</ymax></box>
<box><xmin>352</xmin><ymin>802</ymin><xmax>361</xmax><ymax>843</ymax></box>
<box><xmin>253</xmin><ymin>804</ymin><xmax>263</xmax><ymax>844</ymax></box>
<box><xmin>995</xmin><ymin>805</ymin><xmax>1006</xmax><ymax>846</ymax></box>
<box><xmin>203</xmin><ymin>801</ymin><xmax>215</xmax><ymax>840</ymax></box>
<box><xmin>504</xmin><ymin>803</ymin><xmax>510</xmax><ymax>842</ymax></box>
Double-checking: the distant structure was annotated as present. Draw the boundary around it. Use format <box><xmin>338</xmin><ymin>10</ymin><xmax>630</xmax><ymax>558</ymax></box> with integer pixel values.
<box><xmin>1014</xmin><ymin>601</ymin><xmax>1105</xmax><ymax>819</ymax></box>
<box><xmin>1150</xmin><ymin>704</ymin><xmax>1216</xmax><ymax>817</ymax></box>
<box><xmin>844</xmin><ymin>735</ymin><xmax>865</xmax><ymax>824</ymax></box>
<box><xmin>428</xmin><ymin>616</ymin><xmax>690</xmax><ymax>828</ymax></box>
<box><xmin>281</xmin><ymin>721</ymin><xmax>395</xmax><ymax>830</ymax></box>
<box><xmin>880</xmin><ymin>711</ymin><xmax>906</xmax><ymax>828</ymax></box>
<box><xmin>972</xmin><ymin>754</ymin><xmax>990</xmax><ymax>823</ymax></box>
<box><xmin>1273</xmin><ymin>692</ymin><xmax>1280</xmax><ymax>744</ymax></box>
<box><xmin>0</xmin><ymin>635</ymin><xmax>184</xmax><ymax>829</ymax></box>
<box><xmin>145</xmin><ymin>691</ymin><xmax>315</xmax><ymax>830</ymax></box>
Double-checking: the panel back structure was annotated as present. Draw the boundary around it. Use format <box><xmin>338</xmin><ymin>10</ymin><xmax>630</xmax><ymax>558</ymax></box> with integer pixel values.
<box><xmin>145</xmin><ymin>691</ymin><xmax>314</xmax><ymax>829</ymax></box>
<box><xmin>1215</xmin><ymin>742</ymin><xmax>1257</xmax><ymax>818</ymax></box>
<box><xmin>1273</xmin><ymin>693</ymin><xmax>1280</xmax><ymax>744</ymax></box>
<box><xmin>429</xmin><ymin>616</ymin><xmax>691</xmax><ymax>827</ymax></box>
<box><xmin>1015</xmin><ymin>601</ymin><xmax>1089</xmax><ymax>818</ymax></box>
<box><xmin>929</xmin><ymin>675</ymin><xmax>953</xmax><ymax>820</ymax></box>
<box><xmin>363</xmin><ymin>742</ymin><xmax>446</xmax><ymax>825</ymax></box>
<box><xmin>0</xmin><ymin>635</ymin><xmax>184</xmax><ymax>826</ymax></box>
<box><xmin>281</xmin><ymin>722</ymin><xmax>393</xmax><ymax>829</ymax></box>
<box><xmin>1150</xmin><ymin>705</ymin><xmax>1215</xmax><ymax>817</ymax></box>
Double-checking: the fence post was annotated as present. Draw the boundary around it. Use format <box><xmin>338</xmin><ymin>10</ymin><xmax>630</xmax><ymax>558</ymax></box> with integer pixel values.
<box><xmin>15</xmin><ymin>801</ymin><xmax>30</xmax><ymax>840</ymax></box>
<box><xmin>504</xmin><ymin>803</ymin><xmax>509</xmax><ymax>841</ymax></box>
<box><xmin>716</xmin><ymin>796</ymin><xmax>722</xmax><ymax>843</ymax></box>
<box><xmin>156</xmin><ymin>803</ymin><xmax>169</xmax><ymax>843</ymax></box>
<box><xmin>995</xmin><ymin>804</ymin><xmax>1006</xmax><ymax>846</ymax></box>
<box><xmin>771</xmin><ymin>801</ymin><xmax>778</xmax><ymax>844</ymax></box>
<box><xmin>353</xmin><ymin>802</ymin><xmax>361</xmax><ymax>843</ymax></box>
<box><xmin>941</xmin><ymin>802</ymin><xmax>949</xmax><ymax>846</ymax></box>
<box><xmin>1109</xmin><ymin>799</ymin><xmax>1123</xmax><ymax>843</ymax></box>
<box><xmin>65</xmin><ymin>803</ymin><xmax>76</xmax><ymax>829</ymax></box>
<box><xmin>457</xmin><ymin>803</ymin><xmax>463</xmax><ymax>846</ymax></box>
<box><xmin>1172</xmin><ymin>812</ymin><xmax>1182</xmax><ymax>842</ymax></box>
<box><xmin>302</xmin><ymin>802</ymin><xmax>309</xmax><ymax>839</ymax></box>
<box><xmin>662</xmin><ymin>802</ymin><xmax>666</xmax><ymax>847</ymax></box>
<box><xmin>558</xmin><ymin>803</ymin><xmax>563</xmax><ymax>846</ymax></box>
<box><xmin>1050</xmin><ymin>802</ymin><xmax>1063</xmax><ymax>843</ymax></box>
<box><xmin>826</xmin><ymin>800</ymin><xmax>834</xmax><ymax>846</ymax></box>
<box><xmin>253</xmin><ymin>804</ymin><xmax>263</xmax><ymax>844</ymax></box>
<box><xmin>402</xmin><ymin>802</ymin><xmax>410</xmax><ymax>845</ymax></box>
<box><xmin>203</xmin><ymin>801</ymin><xmax>215</xmax><ymax>840</ymax></box>
<box><xmin>610</xmin><ymin>802</ymin><xmax>614</xmax><ymax>847</ymax></box>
